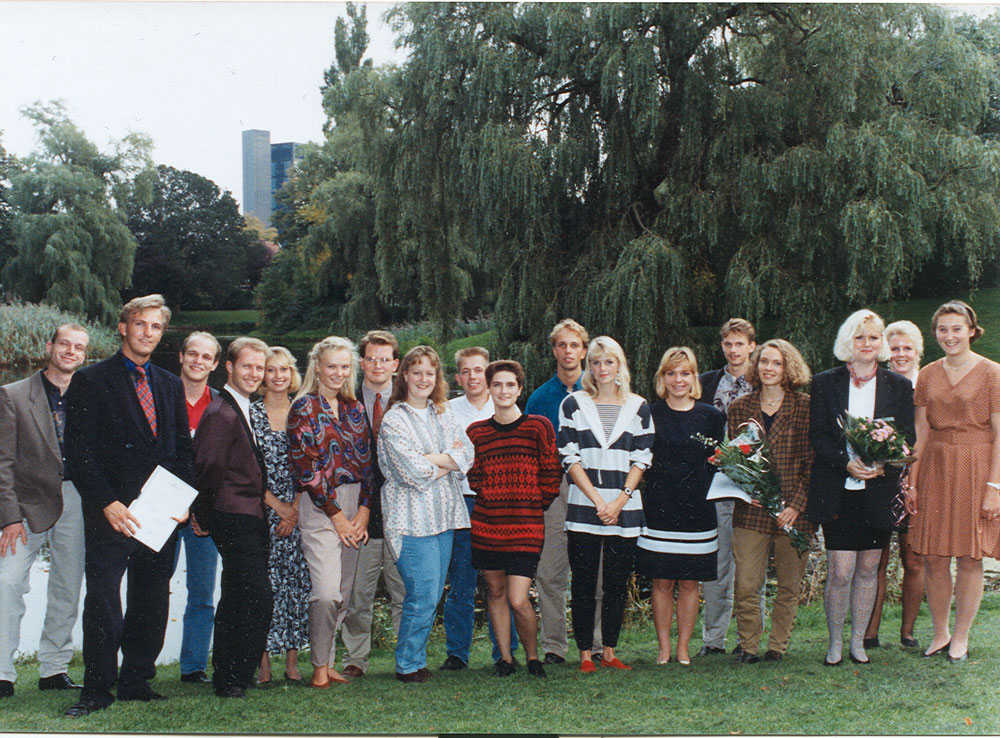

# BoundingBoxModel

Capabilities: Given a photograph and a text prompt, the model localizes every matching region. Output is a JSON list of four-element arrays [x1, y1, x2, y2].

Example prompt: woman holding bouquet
[[806, 310, 915, 666], [906, 301, 1000, 662], [727, 340, 815, 663], [558, 337, 654, 672], [864, 320, 926, 651], [636, 347, 724, 666]]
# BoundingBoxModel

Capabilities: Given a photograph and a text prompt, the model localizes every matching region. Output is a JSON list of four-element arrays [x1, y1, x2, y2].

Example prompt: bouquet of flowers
[[694, 420, 811, 554], [837, 414, 915, 467]]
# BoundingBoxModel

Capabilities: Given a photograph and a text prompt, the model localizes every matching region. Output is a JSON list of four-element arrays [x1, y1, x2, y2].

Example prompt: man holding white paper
[[192, 337, 271, 699], [63, 295, 194, 717]]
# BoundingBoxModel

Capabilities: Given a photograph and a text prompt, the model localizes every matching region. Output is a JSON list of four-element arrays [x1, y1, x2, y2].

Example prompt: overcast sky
[[0, 2, 403, 210], [2, 2, 997, 215]]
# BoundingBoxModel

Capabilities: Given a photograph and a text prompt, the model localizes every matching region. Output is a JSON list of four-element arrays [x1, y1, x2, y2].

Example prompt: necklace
[[945, 356, 972, 371], [761, 393, 784, 408]]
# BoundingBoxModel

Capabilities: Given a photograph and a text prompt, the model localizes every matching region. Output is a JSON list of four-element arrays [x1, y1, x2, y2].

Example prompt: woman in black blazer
[[806, 310, 915, 667]]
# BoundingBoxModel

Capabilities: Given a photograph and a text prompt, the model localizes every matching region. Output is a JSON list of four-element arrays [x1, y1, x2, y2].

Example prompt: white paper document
[[705, 471, 752, 504], [128, 466, 199, 552]]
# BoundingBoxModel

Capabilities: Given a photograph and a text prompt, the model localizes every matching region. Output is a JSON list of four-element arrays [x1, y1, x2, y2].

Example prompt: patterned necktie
[[372, 393, 385, 435], [134, 366, 157, 436]]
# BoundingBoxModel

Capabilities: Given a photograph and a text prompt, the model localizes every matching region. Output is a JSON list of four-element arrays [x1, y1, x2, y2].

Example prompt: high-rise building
[[242, 130, 304, 226]]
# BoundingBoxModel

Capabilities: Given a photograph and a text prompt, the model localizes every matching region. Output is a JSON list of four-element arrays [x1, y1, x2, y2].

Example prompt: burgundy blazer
[[192, 388, 266, 519]]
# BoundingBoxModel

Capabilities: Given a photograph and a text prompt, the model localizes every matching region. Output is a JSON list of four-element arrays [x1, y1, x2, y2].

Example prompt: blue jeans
[[445, 497, 517, 663], [172, 524, 219, 675], [395, 530, 454, 675]]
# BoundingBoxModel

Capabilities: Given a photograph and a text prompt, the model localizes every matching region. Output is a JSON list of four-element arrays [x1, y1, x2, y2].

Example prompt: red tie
[[372, 393, 384, 435], [134, 366, 157, 436]]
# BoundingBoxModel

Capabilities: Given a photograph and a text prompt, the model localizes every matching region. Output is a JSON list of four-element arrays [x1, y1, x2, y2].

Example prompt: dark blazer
[[358, 382, 388, 540], [727, 390, 817, 537], [192, 387, 267, 520], [0, 373, 65, 532], [804, 366, 915, 532], [65, 352, 195, 521], [699, 368, 726, 407]]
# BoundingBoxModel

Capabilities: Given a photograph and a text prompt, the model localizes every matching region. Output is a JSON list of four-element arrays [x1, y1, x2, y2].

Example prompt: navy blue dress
[[636, 401, 725, 581]]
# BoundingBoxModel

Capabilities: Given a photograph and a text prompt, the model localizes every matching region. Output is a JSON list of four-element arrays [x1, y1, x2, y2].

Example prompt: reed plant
[[0, 302, 118, 366]]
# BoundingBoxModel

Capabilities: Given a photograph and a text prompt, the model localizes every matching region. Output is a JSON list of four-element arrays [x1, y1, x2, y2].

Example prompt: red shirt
[[186, 386, 213, 435]]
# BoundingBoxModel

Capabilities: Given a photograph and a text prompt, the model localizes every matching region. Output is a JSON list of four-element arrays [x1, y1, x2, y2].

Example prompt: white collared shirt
[[223, 384, 255, 442], [448, 393, 494, 496]]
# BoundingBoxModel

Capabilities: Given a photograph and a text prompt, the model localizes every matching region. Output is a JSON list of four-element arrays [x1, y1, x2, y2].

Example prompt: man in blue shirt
[[524, 318, 602, 664]]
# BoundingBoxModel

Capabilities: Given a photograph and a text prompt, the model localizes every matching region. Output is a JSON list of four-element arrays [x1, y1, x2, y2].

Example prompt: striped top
[[466, 414, 562, 554], [595, 403, 621, 442], [557, 391, 654, 537]]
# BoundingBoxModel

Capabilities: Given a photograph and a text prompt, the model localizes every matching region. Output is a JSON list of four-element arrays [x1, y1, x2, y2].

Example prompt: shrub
[[0, 302, 118, 365]]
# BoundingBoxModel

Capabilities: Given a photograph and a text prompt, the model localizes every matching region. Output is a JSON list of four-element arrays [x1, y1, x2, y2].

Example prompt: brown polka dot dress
[[911, 358, 1000, 559]]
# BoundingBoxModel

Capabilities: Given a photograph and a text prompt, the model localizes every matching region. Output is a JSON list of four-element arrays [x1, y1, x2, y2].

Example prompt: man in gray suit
[[0, 323, 90, 697]]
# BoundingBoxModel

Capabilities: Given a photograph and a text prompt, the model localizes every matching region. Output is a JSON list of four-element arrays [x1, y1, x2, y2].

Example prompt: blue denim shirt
[[524, 372, 583, 434]]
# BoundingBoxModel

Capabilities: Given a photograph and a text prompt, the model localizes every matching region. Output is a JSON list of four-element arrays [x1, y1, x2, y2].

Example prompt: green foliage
[[125, 165, 270, 310], [3, 101, 151, 324], [0, 302, 118, 365], [0, 135, 17, 275]]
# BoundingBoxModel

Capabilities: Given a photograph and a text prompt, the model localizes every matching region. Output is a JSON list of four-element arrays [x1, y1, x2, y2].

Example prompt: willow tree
[[370, 3, 1000, 385], [4, 102, 152, 323]]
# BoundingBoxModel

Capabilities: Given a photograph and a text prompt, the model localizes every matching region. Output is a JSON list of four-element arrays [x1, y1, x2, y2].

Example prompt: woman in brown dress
[[907, 300, 1000, 662]]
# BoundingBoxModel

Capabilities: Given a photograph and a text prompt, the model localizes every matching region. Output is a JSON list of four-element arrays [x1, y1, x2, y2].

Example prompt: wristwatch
[[623, 487, 634, 498]]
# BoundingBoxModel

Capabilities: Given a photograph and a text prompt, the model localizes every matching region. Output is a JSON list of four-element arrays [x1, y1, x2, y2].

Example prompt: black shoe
[[65, 698, 111, 717], [215, 685, 247, 698], [117, 686, 167, 702], [735, 651, 760, 664], [823, 657, 842, 666], [416, 667, 434, 680], [180, 671, 211, 684], [922, 641, 951, 658], [396, 670, 431, 683], [731, 644, 745, 656], [542, 652, 565, 665], [0, 680, 12, 698], [38, 673, 82, 690], [697, 645, 726, 657], [591, 653, 603, 664], [494, 659, 517, 677], [439, 654, 468, 671], [862, 637, 880, 650], [900, 636, 920, 649], [849, 652, 871, 665], [763, 650, 783, 662], [527, 659, 546, 678], [947, 650, 969, 663]]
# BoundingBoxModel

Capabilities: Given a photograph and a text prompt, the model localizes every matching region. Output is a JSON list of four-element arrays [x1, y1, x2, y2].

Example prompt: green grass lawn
[[6, 596, 1000, 734]]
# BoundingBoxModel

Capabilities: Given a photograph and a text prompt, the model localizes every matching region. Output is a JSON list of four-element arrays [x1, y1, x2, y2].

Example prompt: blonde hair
[[654, 346, 702, 400], [295, 336, 359, 404], [548, 318, 589, 348], [745, 339, 811, 390], [455, 346, 489, 368], [388, 345, 450, 413], [581, 336, 632, 400], [833, 309, 889, 363], [119, 294, 171, 330], [884, 320, 925, 360], [182, 331, 221, 361], [265, 346, 302, 395], [931, 300, 985, 344], [226, 336, 269, 365]]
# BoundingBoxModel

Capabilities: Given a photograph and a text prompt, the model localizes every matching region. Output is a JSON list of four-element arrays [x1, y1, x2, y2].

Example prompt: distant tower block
[[242, 130, 305, 228]]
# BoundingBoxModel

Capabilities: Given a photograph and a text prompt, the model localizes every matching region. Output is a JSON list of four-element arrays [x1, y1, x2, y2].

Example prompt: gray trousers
[[340, 536, 405, 674], [536, 477, 602, 657], [0, 481, 84, 681], [299, 483, 361, 669]]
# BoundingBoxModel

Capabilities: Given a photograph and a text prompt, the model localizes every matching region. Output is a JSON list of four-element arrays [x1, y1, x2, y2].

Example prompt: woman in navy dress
[[637, 347, 725, 666]]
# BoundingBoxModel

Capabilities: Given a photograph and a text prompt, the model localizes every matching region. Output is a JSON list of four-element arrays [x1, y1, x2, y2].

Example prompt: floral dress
[[250, 400, 311, 653]]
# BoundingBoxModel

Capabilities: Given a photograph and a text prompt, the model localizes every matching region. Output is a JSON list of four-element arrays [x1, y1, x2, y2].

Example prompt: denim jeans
[[395, 530, 454, 675], [444, 497, 518, 663], [172, 524, 219, 675]]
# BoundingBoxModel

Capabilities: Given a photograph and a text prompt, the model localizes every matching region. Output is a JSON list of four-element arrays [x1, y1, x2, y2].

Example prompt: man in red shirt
[[172, 332, 221, 684]]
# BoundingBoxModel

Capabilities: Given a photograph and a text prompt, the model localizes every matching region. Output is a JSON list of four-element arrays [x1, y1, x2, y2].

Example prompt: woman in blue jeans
[[377, 346, 474, 682]]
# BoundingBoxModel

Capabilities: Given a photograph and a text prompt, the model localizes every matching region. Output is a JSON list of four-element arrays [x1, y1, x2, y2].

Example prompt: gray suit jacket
[[0, 372, 65, 533]]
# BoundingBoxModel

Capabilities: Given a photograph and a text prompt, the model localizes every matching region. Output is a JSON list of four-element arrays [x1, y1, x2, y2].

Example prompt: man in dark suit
[[192, 337, 272, 699], [63, 295, 195, 717], [0, 324, 89, 698]]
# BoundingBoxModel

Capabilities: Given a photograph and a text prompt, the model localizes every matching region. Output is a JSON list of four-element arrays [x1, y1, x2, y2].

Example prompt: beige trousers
[[299, 483, 361, 668], [732, 526, 809, 656]]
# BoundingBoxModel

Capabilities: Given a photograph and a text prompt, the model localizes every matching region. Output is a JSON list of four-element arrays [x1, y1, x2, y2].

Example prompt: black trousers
[[80, 519, 177, 704], [208, 511, 272, 690], [567, 531, 636, 651]]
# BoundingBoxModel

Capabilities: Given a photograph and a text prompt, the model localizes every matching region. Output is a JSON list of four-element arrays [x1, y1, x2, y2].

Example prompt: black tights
[[567, 532, 636, 651]]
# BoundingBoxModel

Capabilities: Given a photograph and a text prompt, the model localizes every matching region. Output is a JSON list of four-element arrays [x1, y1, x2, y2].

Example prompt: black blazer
[[804, 366, 915, 532], [65, 352, 195, 526], [699, 368, 726, 407], [357, 381, 388, 540]]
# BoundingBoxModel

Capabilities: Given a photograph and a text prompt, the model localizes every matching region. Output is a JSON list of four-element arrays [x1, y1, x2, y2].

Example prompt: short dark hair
[[719, 318, 756, 343], [931, 300, 985, 344], [359, 330, 399, 359], [50, 323, 88, 344], [485, 360, 525, 388]]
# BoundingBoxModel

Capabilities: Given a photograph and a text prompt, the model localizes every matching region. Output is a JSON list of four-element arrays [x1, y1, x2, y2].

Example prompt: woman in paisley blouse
[[287, 337, 374, 688], [252, 347, 311, 685]]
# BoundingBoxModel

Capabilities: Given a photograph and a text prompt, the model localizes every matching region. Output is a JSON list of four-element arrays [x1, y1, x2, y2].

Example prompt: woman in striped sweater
[[558, 337, 655, 672], [467, 360, 562, 677]]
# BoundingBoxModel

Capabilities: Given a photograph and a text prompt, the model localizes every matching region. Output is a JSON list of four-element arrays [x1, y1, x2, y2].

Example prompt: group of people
[[0, 293, 998, 716]]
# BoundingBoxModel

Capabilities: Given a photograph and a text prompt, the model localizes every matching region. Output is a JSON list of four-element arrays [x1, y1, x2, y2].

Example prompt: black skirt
[[822, 490, 891, 551], [471, 548, 540, 579]]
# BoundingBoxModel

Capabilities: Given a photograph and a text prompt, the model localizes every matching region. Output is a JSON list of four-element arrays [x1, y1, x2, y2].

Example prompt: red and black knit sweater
[[466, 414, 562, 555]]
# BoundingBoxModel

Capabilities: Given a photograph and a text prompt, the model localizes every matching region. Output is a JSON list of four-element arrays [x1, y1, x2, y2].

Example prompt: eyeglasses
[[363, 357, 396, 366]]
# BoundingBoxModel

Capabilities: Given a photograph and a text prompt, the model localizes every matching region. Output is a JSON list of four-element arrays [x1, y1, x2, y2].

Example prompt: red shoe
[[601, 657, 632, 670], [580, 659, 597, 673]]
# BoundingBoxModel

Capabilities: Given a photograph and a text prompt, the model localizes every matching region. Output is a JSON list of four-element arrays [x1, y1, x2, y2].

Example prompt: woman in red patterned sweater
[[466, 360, 562, 678]]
